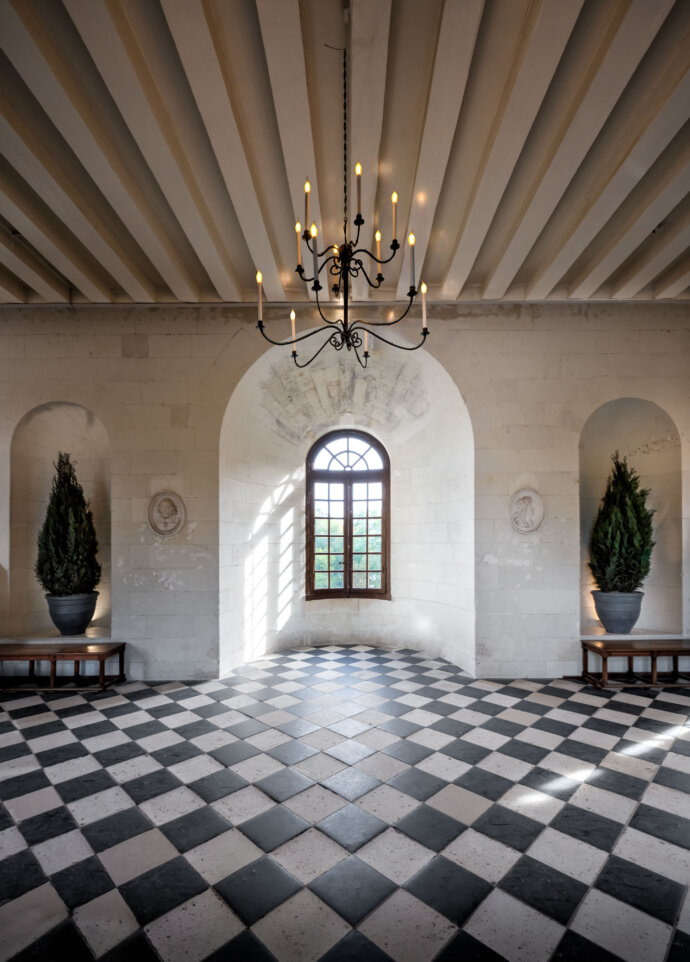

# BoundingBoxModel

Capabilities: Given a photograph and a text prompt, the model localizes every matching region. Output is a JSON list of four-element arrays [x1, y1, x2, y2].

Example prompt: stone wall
[[0, 302, 688, 679]]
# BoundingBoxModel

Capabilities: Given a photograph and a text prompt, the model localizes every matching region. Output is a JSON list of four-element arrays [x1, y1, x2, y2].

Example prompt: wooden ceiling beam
[[0, 225, 69, 302], [483, 0, 674, 300], [396, 0, 483, 301], [161, 0, 283, 302], [443, 0, 583, 300], [65, 0, 240, 301], [654, 256, 690, 299], [257, 0, 321, 302], [0, 263, 26, 303], [612, 206, 690, 298]]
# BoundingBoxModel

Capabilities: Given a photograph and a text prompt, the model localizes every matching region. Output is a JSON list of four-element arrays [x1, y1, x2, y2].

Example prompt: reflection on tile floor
[[1, 645, 689, 961]]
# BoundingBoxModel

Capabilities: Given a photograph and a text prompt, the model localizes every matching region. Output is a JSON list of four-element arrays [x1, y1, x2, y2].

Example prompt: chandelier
[[256, 46, 429, 369]]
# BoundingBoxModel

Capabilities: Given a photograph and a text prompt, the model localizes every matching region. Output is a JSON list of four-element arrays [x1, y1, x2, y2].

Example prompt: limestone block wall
[[0, 302, 688, 680]]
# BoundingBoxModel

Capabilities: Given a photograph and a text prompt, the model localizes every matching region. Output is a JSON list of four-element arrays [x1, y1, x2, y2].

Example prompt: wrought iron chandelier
[[256, 45, 429, 369]]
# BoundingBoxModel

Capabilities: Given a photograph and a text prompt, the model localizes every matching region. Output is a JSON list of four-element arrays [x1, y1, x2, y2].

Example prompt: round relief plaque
[[148, 491, 186, 537], [508, 488, 545, 534]]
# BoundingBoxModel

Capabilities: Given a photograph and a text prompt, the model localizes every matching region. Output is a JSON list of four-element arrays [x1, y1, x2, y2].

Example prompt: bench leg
[[118, 646, 126, 682], [99, 659, 106, 690], [28, 660, 35, 678], [582, 646, 588, 680], [672, 655, 679, 680], [74, 660, 80, 683], [49, 658, 56, 688], [651, 655, 657, 685], [601, 656, 608, 688]]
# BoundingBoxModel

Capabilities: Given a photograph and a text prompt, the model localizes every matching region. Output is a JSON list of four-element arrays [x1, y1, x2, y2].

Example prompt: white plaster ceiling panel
[[0, 0, 688, 306]]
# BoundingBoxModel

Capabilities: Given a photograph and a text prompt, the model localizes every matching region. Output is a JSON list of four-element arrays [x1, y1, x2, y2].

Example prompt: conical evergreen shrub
[[35, 452, 101, 596], [588, 451, 655, 593]]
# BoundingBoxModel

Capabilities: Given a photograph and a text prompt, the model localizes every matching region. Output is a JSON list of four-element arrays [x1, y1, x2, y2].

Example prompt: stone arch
[[219, 344, 475, 674], [579, 398, 682, 633], [9, 402, 111, 636]]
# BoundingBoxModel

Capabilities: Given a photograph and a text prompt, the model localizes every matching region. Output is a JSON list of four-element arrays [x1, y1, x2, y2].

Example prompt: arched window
[[306, 430, 390, 599]]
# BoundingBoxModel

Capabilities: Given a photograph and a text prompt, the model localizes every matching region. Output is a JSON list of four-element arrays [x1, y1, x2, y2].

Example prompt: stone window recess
[[305, 431, 390, 600]]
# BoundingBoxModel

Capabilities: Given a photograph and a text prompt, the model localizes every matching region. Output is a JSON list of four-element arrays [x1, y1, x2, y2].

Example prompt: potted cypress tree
[[35, 452, 101, 635], [589, 451, 655, 634]]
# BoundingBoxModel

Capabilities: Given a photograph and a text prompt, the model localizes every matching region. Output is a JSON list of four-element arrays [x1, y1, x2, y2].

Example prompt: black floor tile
[[309, 855, 396, 924], [202, 929, 279, 962], [440, 739, 491, 765], [255, 768, 314, 802], [81, 807, 152, 853], [629, 802, 690, 850], [321, 768, 381, 801], [395, 804, 464, 851], [0, 849, 46, 902], [266, 739, 318, 765], [209, 741, 260, 766], [100, 931, 160, 962], [0, 742, 31, 764], [497, 738, 549, 765], [56, 770, 116, 803], [377, 718, 421, 737], [317, 803, 387, 851], [0, 769, 50, 801], [10, 919, 95, 962], [586, 766, 647, 800], [499, 854, 587, 924], [228, 719, 269, 738], [150, 741, 202, 766], [455, 767, 513, 801], [94, 741, 144, 768], [19, 805, 78, 845], [654, 765, 690, 795], [124, 721, 167, 740], [473, 804, 543, 852], [551, 930, 623, 961], [519, 766, 579, 800], [51, 854, 114, 909], [239, 805, 309, 851], [160, 805, 231, 853], [189, 769, 249, 803], [405, 855, 491, 925], [122, 768, 184, 803], [434, 930, 505, 961], [319, 931, 394, 962], [550, 804, 623, 852], [214, 856, 301, 925], [667, 929, 690, 962], [35, 742, 89, 767], [595, 854, 686, 925], [388, 767, 446, 801], [382, 739, 432, 765], [430, 718, 472, 738], [119, 855, 208, 926]]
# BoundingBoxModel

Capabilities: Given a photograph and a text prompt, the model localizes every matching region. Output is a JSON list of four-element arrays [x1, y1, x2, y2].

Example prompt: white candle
[[311, 223, 318, 283], [421, 281, 428, 331], [295, 222, 301, 266], [304, 180, 310, 230], [290, 309, 296, 349], [391, 192, 398, 240], [355, 162, 362, 214], [364, 331, 368, 354], [256, 270, 262, 321], [408, 233, 415, 288], [375, 230, 381, 263]]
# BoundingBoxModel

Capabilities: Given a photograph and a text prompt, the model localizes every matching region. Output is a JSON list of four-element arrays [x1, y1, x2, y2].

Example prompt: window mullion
[[345, 479, 352, 597]]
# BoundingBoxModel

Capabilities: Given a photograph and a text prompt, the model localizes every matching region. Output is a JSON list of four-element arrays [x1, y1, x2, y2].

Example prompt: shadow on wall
[[579, 397, 682, 633], [219, 339, 475, 676], [9, 402, 111, 637]]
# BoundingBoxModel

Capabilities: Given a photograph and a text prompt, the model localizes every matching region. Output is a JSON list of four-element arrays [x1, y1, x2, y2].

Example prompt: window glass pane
[[314, 537, 328, 553], [368, 500, 382, 517], [368, 536, 381, 553], [353, 537, 367, 553], [368, 572, 381, 589], [329, 501, 344, 519], [329, 483, 343, 499], [369, 555, 382, 571], [329, 519, 343, 535], [315, 519, 328, 536], [314, 573, 329, 589], [330, 537, 344, 554], [352, 572, 367, 589], [348, 437, 369, 455], [368, 519, 381, 535], [330, 554, 343, 571], [315, 501, 329, 518], [353, 482, 368, 500], [363, 449, 383, 470], [353, 554, 367, 571], [314, 555, 328, 571], [313, 449, 330, 470], [314, 482, 329, 499], [330, 573, 344, 589], [368, 482, 382, 499], [353, 519, 367, 536], [353, 501, 367, 518]]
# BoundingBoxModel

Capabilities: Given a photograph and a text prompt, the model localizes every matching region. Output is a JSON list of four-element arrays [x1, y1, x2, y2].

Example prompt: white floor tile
[[571, 889, 672, 962], [358, 827, 434, 885], [464, 889, 563, 962], [185, 829, 262, 885], [74, 888, 139, 957], [527, 827, 608, 884], [442, 828, 521, 884], [272, 827, 349, 883], [359, 889, 457, 962], [252, 890, 350, 962]]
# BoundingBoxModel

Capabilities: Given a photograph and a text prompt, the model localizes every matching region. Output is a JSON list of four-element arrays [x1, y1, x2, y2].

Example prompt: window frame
[[305, 430, 391, 601]]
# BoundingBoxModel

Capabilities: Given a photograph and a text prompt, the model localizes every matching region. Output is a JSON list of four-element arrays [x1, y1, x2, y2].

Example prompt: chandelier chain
[[343, 48, 348, 242]]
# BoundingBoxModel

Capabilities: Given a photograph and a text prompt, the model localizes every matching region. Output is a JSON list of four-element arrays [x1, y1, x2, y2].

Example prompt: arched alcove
[[10, 403, 111, 636], [579, 398, 682, 633], [219, 345, 475, 674]]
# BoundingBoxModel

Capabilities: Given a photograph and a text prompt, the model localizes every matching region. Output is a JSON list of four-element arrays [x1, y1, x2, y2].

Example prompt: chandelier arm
[[353, 261, 383, 290], [350, 292, 416, 330], [352, 341, 369, 369], [352, 241, 400, 266], [257, 321, 343, 347], [292, 331, 344, 368], [365, 327, 429, 351], [313, 280, 341, 326]]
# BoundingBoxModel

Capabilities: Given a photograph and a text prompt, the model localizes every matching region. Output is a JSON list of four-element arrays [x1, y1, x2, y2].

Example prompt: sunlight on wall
[[244, 534, 268, 662], [278, 508, 295, 631]]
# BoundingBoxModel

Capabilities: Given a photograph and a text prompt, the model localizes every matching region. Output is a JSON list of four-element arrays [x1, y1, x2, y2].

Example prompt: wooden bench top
[[582, 638, 690, 656], [0, 642, 125, 658]]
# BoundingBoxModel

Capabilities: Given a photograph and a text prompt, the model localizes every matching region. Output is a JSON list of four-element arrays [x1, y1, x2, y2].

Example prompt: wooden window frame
[[305, 430, 391, 600]]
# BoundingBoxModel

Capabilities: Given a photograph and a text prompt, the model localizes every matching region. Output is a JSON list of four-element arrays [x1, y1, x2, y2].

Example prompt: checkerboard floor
[[1, 646, 689, 962]]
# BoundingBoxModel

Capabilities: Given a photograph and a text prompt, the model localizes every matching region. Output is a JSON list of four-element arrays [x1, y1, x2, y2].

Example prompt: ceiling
[[0, 0, 689, 307]]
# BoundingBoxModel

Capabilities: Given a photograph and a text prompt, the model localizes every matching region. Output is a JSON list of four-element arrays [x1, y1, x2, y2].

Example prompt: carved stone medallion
[[508, 488, 545, 533], [148, 491, 186, 537]]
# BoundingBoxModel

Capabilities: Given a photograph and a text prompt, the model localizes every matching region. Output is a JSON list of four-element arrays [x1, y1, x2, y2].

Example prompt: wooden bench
[[0, 642, 126, 692], [580, 636, 690, 689]]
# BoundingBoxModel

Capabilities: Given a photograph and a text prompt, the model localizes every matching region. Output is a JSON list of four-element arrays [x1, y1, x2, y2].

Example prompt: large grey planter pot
[[46, 592, 98, 636], [591, 590, 643, 634]]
